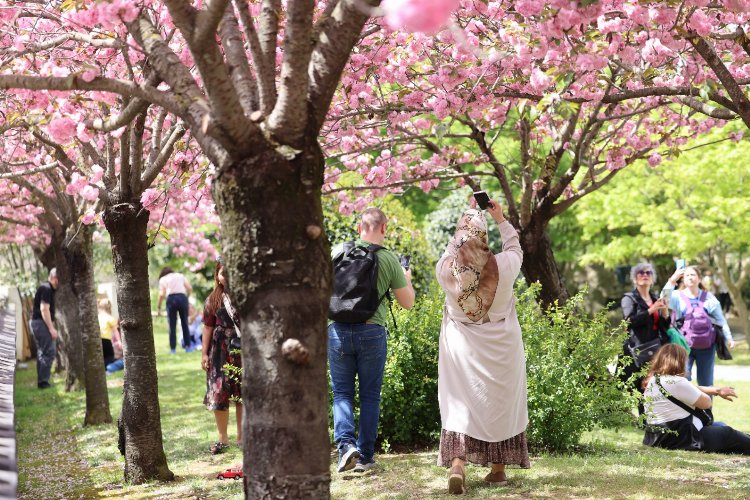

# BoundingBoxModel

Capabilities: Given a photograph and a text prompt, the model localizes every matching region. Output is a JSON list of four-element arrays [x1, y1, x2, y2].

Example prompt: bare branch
[[0, 74, 184, 118], [0, 162, 58, 179], [219, 6, 259, 116], [309, 0, 381, 133], [679, 96, 737, 119], [322, 171, 495, 194], [688, 34, 750, 128], [194, 0, 232, 49], [267, 0, 316, 145], [233, 0, 277, 114], [141, 124, 187, 189]]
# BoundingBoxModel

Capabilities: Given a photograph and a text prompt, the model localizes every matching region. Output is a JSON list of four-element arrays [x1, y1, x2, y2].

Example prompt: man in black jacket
[[30, 268, 59, 389]]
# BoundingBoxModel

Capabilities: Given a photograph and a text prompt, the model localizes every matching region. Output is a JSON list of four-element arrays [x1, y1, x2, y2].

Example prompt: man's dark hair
[[159, 267, 174, 279]]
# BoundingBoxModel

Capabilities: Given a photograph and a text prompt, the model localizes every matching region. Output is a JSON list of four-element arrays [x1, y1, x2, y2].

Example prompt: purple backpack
[[679, 291, 716, 349]]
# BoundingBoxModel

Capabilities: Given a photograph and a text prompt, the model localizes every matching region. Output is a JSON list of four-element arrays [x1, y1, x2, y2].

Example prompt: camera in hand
[[400, 255, 411, 270], [473, 191, 493, 210]]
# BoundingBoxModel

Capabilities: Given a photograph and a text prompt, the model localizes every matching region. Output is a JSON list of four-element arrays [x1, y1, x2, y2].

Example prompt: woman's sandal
[[448, 465, 465, 495], [209, 441, 229, 455], [484, 470, 508, 486]]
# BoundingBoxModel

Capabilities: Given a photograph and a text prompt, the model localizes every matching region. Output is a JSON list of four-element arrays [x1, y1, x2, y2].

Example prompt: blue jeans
[[687, 344, 716, 387], [166, 293, 190, 350], [328, 323, 387, 463], [30, 319, 56, 385]]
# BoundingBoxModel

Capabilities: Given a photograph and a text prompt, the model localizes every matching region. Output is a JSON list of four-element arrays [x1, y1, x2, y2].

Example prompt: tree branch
[[309, 0, 381, 134], [219, 5, 259, 116], [233, 0, 277, 114], [688, 34, 750, 128], [267, 0, 315, 145], [194, 0, 232, 49], [678, 96, 737, 119], [0, 162, 58, 179], [141, 124, 187, 189]]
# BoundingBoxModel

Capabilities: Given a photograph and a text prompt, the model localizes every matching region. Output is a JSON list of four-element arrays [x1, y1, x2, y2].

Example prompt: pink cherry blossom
[[382, 0, 459, 33], [47, 117, 77, 144]]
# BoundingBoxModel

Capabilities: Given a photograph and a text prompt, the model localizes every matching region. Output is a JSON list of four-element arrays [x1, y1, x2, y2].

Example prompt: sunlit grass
[[17, 321, 750, 498]]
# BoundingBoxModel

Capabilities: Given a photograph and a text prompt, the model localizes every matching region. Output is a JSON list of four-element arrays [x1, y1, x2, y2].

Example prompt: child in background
[[188, 303, 203, 349], [98, 298, 124, 374]]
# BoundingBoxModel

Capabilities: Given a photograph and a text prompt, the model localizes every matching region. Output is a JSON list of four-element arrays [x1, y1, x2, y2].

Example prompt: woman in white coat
[[436, 198, 530, 495]]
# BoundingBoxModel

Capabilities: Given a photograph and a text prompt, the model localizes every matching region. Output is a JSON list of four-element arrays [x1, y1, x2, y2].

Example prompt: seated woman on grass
[[642, 344, 750, 455]]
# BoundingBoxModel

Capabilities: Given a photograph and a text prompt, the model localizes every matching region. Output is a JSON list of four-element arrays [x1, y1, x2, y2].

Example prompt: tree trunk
[[65, 224, 112, 425], [212, 142, 331, 498], [46, 237, 86, 392], [103, 203, 173, 484], [519, 225, 570, 308]]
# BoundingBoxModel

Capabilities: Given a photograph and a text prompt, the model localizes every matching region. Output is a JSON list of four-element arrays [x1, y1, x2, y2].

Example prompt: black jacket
[[621, 289, 669, 346]]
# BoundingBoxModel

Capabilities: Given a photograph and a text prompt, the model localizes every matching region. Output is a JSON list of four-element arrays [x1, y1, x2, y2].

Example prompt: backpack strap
[[698, 291, 707, 309]]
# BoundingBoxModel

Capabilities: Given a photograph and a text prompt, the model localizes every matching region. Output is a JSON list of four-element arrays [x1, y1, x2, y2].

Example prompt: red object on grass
[[216, 466, 243, 480]]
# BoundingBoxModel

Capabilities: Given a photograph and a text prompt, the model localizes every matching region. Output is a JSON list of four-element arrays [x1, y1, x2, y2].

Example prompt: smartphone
[[676, 259, 686, 270], [473, 191, 492, 210], [400, 255, 411, 270]]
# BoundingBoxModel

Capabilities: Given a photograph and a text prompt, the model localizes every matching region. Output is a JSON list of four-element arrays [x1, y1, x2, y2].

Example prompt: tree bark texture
[[47, 237, 86, 392], [103, 203, 174, 483], [519, 223, 570, 308], [212, 140, 331, 498], [65, 224, 112, 425]]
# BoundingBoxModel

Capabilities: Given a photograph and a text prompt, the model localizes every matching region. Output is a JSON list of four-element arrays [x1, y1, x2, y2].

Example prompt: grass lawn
[[16, 326, 750, 499]]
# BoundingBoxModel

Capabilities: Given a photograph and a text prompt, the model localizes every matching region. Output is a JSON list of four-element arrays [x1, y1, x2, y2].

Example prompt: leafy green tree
[[573, 127, 750, 340]]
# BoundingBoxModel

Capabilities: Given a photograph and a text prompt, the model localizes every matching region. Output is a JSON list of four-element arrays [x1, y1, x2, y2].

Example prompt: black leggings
[[700, 425, 750, 455]]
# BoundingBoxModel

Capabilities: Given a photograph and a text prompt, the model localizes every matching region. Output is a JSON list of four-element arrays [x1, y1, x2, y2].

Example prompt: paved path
[[714, 364, 750, 383]]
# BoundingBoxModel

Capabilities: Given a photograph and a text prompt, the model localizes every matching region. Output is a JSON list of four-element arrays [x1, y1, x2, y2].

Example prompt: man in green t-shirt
[[329, 208, 415, 473]]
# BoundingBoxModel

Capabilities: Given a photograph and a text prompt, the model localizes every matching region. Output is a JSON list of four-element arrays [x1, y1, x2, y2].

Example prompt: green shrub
[[518, 282, 636, 451], [378, 286, 444, 446], [377, 282, 635, 452]]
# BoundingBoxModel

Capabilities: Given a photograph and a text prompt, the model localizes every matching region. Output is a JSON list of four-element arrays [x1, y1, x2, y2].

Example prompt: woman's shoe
[[210, 441, 229, 455], [484, 470, 508, 486], [448, 465, 465, 494]]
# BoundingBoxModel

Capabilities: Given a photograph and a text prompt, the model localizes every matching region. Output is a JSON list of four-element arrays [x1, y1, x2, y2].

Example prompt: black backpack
[[328, 242, 389, 323]]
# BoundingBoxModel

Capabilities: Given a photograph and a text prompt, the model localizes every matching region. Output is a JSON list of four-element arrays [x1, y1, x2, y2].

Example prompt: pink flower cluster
[[382, 0, 460, 33]]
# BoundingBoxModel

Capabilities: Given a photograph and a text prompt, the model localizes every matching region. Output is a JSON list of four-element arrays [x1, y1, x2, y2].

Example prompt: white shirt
[[643, 375, 704, 430], [159, 272, 187, 296]]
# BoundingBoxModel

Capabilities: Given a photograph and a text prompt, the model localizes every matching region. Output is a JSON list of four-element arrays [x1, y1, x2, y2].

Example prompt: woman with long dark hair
[[643, 344, 750, 455], [201, 260, 243, 454]]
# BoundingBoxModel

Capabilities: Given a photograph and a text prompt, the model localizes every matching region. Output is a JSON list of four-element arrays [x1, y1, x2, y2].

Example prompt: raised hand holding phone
[[473, 191, 492, 210]]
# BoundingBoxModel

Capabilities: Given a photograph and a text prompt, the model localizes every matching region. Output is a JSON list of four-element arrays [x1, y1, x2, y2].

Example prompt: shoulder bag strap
[[222, 293, 242, 338], [655, 376, 704, 419]]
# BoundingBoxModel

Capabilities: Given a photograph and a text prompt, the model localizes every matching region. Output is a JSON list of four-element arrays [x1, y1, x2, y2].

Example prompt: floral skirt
[[203, 329, 242, 411], [437, 429, 530, 468]]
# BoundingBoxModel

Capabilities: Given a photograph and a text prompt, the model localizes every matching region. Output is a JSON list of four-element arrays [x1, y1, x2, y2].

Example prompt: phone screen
[[473, 191, 490, 210], [400, 255, 411, 270], [676, 259, 686, 270]]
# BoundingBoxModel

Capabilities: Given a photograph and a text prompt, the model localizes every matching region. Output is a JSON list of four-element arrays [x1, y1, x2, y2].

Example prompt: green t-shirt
[[330, 239, 407, 326]]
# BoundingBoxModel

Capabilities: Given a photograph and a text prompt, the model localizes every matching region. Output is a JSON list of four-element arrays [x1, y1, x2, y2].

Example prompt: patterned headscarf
[[439, 209, 499, 322]]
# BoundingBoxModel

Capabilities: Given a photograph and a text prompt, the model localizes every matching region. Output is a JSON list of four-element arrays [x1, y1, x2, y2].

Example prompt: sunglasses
[[636, 270, 653, 276]]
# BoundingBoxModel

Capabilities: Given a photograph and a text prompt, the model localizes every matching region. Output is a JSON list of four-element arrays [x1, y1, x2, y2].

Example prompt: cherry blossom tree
[[0, 121, 115, 426], [324, 0, 750, 305], [0, 1, 372, 492]]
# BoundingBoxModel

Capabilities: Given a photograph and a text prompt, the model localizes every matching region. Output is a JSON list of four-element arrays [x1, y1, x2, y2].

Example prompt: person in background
[[30, 268, 59, 389], [201, 260, 242, 455], [620, 263, 669, 414], [642, 344, 750, 455], [98, 298, 124, 374], [188, 303, 203, 349], [157, 267, 194, 354], [714, 274, 732, 314], [435, 198, 529, 495], [663, 266, 735, 387]]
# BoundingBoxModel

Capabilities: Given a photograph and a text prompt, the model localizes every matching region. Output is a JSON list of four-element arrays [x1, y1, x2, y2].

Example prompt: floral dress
[[203, 296, 242, 411]]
